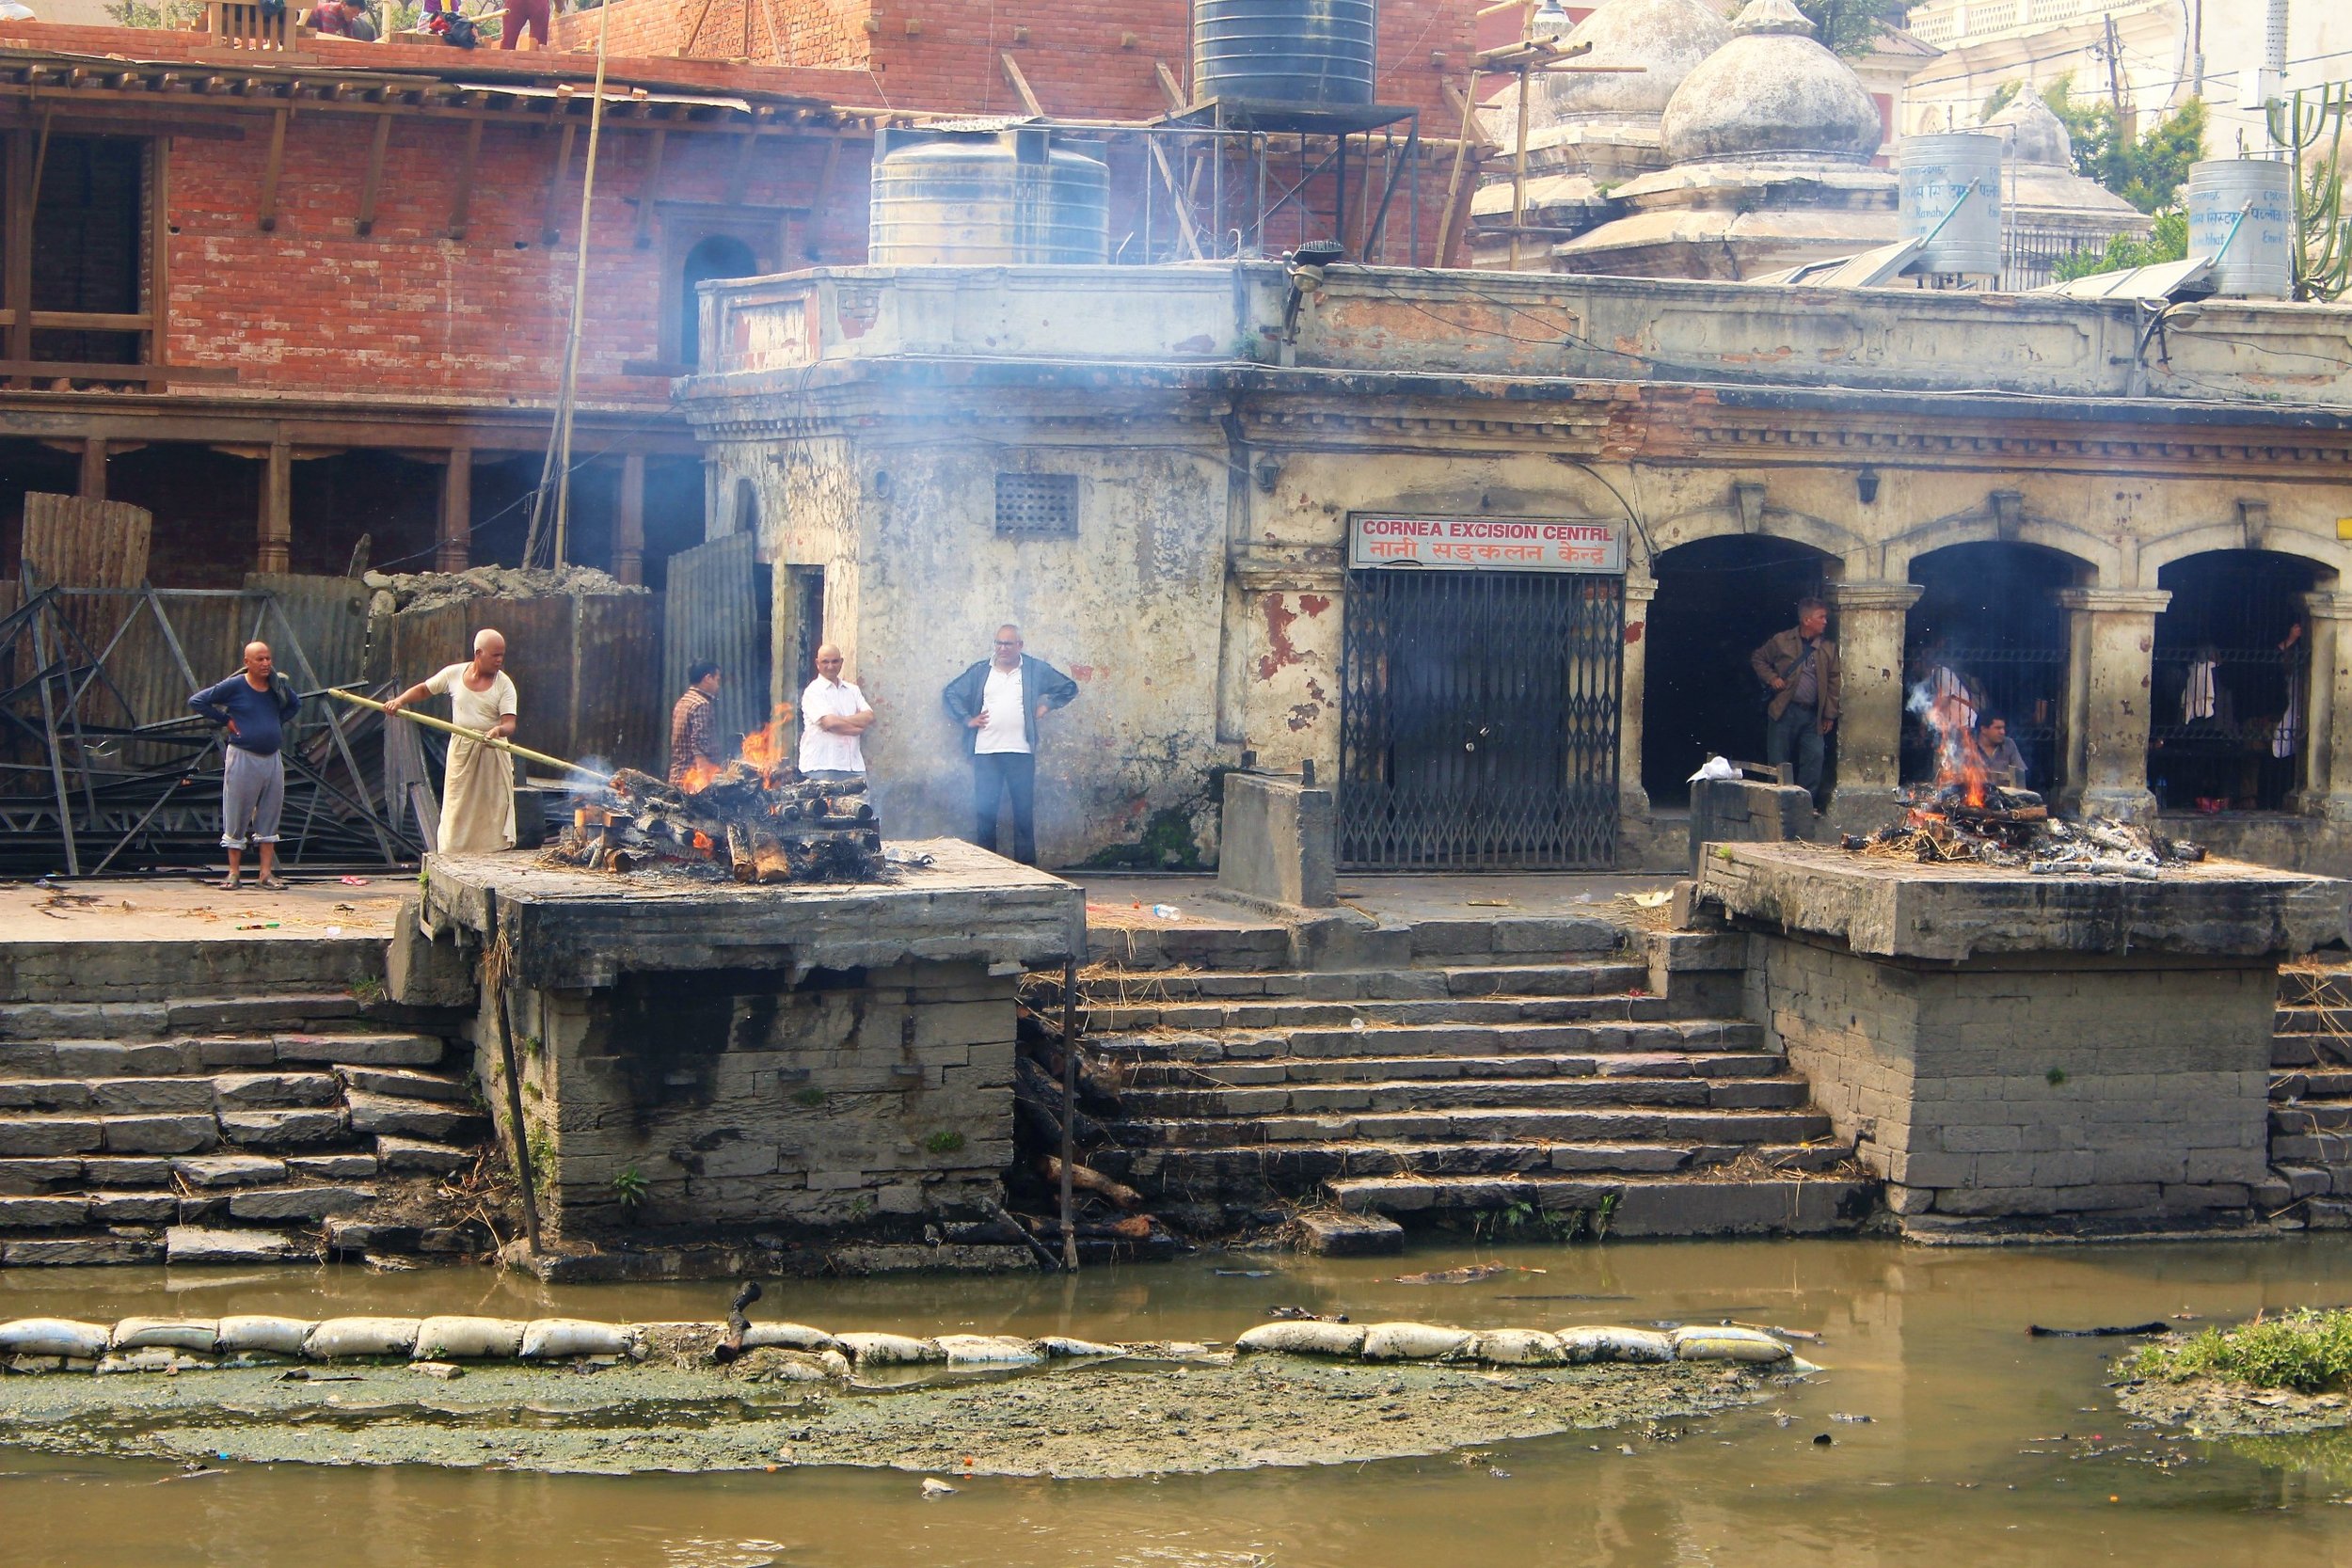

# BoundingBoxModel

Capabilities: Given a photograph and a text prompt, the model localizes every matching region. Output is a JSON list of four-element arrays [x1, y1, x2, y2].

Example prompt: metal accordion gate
[[1339, 566, 1623, 869]]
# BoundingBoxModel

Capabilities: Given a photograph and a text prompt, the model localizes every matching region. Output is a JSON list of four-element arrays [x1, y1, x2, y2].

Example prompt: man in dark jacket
[[189, 641, 302, 891], [1749, 597, 1838, 799], [942, 625, 1078, 864]]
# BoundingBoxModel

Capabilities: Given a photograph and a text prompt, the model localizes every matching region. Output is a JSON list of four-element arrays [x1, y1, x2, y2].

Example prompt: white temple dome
[[1986, 92, 2073, 167], [1538, 0, 1735, 122], [1658, 0, 1883, 165]]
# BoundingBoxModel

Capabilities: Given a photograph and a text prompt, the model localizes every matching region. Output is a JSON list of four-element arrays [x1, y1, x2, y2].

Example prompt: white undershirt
[[798, 677, 869, 773], [975, 663, 1029, 754]]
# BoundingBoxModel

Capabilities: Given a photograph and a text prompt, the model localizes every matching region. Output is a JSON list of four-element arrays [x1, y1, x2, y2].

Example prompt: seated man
[[1977, 713, 2026, 788]]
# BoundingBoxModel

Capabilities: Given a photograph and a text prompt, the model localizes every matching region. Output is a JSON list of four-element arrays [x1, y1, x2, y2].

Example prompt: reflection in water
[[7, 1237, 2352, 1567]]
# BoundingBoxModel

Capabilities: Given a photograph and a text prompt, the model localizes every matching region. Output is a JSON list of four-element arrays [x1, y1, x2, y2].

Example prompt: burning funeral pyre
[[547, 709, 885, 883], [1840, 671, 2204, 878]]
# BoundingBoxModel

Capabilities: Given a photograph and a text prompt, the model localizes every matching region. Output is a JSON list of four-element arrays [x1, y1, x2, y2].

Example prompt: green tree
[[2048, 210, 2189, 282], [1797, 0, 1909, 57], [103, 0, 205, 24]]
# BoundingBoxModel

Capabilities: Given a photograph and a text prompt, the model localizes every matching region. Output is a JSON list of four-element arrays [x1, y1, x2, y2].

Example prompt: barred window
[[993, 473, 1078, 538]]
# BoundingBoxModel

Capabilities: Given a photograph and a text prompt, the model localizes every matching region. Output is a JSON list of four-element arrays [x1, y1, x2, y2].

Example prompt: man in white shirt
[[941, 624, 1078, 864], [798, 643, 874, 782]]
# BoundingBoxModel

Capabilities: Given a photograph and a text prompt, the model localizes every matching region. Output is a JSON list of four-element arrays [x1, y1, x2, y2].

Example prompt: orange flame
[[739, 703, 797, 786], [1915, 678, 1988, 810]]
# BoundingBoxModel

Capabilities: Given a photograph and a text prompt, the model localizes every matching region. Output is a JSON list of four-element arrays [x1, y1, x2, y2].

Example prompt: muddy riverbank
[[0, 1350, 1776, 1478]]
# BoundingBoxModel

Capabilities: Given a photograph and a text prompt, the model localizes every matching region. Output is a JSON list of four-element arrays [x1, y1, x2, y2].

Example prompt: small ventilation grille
[[994, 473, 1078, 538]]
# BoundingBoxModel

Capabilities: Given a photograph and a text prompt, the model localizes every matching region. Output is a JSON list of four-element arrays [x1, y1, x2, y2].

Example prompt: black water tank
[[1192, 0, 1378, 106]]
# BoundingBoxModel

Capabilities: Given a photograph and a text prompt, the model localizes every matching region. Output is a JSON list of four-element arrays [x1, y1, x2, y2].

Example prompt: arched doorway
[[2148, 549, 2322, 814], [1902, 543, 2082, 792], [1642, 535, 1832, 806], [678, 235, 758, 372]]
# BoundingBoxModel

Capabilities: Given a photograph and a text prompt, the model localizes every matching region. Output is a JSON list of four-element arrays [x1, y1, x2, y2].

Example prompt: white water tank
[[2185, 158, 2295, 298], [1896, 133, 2004, 278]]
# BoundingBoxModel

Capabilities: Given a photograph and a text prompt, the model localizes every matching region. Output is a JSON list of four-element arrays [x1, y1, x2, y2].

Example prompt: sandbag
[[217, 1315, 315, 1356], [1234, 1321, 1366, 1357], [1557, 1325, 1674, 1364], [1473, 1328, 1567, 1367], [1671, 1325, 1791, 1364], [834, 1332, 945, 1366], [740, 1323, 836, 1353], [934, 1334, 1042, 1367], [1359, 1322, 1475, 1362], [0, 1320, 110, 1360], [109, 1317, 218, 1353], [1037, 1336, 1124, 1358], [303, 1318, 421, 1360], [415, 1316, 527, 1360], [818, 1348, 853, 1380], [95, 1349, 209, 1375], [517, 1320, 637, 1360]]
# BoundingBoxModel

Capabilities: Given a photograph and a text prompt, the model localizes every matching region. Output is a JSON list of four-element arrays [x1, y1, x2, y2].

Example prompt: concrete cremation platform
[[421, 840, 1083, 1243], [1695, 843, 2352, 1232]]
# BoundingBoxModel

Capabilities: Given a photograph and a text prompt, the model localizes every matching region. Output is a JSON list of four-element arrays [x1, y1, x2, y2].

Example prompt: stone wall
[[486, 959, 1016, 1238], [1754, 935, 2273, 1225]]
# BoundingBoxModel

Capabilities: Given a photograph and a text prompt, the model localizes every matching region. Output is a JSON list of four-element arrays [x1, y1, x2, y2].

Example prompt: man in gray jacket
[[1749, 597, 1838, 799], [942, 625, 1078, 864]]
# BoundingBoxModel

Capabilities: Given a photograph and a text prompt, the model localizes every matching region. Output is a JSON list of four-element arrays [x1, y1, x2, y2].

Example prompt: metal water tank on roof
[[1896, 133, 2004, 278], [867, 128, 1111, 266], [2185, 158, 2295, 299], [1192, 0, 1377, 106]]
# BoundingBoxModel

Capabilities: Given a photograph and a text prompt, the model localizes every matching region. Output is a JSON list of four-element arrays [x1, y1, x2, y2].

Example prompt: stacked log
[[545, 765, 885, 883]]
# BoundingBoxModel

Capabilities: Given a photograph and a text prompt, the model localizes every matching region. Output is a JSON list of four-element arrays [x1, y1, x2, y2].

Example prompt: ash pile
[[548, 765, 885, 884], [1842, 784, 2205, 879]]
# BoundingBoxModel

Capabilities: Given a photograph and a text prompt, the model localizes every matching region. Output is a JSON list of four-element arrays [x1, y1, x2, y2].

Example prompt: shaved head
[[242, 641, 275, 685], [472, 627, 505, 655]]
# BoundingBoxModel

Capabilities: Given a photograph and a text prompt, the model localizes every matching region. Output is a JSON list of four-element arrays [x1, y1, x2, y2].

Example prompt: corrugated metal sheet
[[389, 592, 662, 775], [21, 494, 151, 589], [663, 531, 768, 757], [247, 573, 370, 692], [574, 593, 663, 770]]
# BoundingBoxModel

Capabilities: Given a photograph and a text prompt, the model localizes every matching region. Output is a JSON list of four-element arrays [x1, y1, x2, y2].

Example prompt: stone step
[[0, 1031, 448, 1077], [2272, 1069, 2352, 1101], [2279, 972, 2352, 1009], [344, 1091, 489, 1143], [1121, 1049, 1787, 1087], [2273, 1005, 2352, 1037], [0, 993, 368, 1042], [1090, 1018, 1765, 1064], [1112, 1074, 1813, 1120], [335, 1066, 473, 1103], [1125, 1137, 1853, 1199], [217, 1107, 351, 1149], [1085, 925, 1293, 973], [1322, 1174, 1873, 1235], [1107, 1103, 1835, 1149], [1, 1180, 380, 1229], [2274, 1033, 2352, 1069], [2272, 1163, 2352, 1200], [1388, 916, 1629, 964], [2274, 1103, 2352, 1133], [1085, 991, 1698, 1032], [0, 1070, 345, 1114], [1079, 962, 1650, 1005], [0, 1113, 220, 1158], [376, 1135, 475, 1175], [165, 1225, 305, 1264]]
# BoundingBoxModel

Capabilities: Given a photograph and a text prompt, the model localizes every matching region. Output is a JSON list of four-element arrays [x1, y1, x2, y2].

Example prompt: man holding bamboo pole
[[383, 628, 520, 854]]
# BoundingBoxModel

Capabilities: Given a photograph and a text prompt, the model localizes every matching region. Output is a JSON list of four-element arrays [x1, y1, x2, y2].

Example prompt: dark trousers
[[970, 751, 1038, 863], [1766, 703, 1825, 796]]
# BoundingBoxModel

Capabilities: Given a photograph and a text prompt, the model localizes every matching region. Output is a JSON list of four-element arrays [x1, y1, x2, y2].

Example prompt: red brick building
[[0, 0, 1478, 590]]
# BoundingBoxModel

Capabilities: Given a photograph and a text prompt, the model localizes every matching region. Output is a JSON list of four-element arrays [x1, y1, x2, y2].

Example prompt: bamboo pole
[[325, 686, 610, 783], [482, 886, 544, 1257], [1058, 955, 1079, 1275]]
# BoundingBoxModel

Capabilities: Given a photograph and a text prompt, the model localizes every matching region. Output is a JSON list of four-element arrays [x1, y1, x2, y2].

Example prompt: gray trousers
[[220, 745, 287, 847]]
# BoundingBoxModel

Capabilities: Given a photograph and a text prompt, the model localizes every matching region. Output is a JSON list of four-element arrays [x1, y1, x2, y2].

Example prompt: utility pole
[[2189, 0, 2203, 99]]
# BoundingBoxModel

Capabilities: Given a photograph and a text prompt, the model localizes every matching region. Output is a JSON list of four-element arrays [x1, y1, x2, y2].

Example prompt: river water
[[6, 1237, 2352, 1568]]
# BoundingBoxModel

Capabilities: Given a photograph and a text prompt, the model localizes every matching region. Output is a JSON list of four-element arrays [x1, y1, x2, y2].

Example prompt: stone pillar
[[613, 452, 646, 586], [1617, 577, 1656, 836], [2298, 591, 2352, 821], [2056, 588, 2169, 819], [258, 440, 293, 575], [437, 448, 472, 574], [78, 436, 106, 501], [1824, 580, 1922, 835]]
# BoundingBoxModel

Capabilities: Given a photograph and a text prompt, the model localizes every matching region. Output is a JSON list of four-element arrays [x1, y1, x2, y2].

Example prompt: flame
[[678, 757, 724, 794], [738, 703, 797, 786], [1908, 669, 1988, 811], [691, 832, 711, 852]]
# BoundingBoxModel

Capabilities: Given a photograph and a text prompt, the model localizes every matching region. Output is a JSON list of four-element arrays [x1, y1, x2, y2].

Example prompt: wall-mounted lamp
[[1855, 466, 1881, 505], [1253, 456, 1281, 495]]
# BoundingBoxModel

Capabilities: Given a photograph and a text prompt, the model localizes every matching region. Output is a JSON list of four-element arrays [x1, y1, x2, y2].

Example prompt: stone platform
[[421, 841, 1084, 1243], [1693, 843, 2352, 1234]]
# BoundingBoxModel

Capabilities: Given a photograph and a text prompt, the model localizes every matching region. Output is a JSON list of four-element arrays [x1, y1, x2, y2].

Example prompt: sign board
[[1348, 514, 1625, 574]]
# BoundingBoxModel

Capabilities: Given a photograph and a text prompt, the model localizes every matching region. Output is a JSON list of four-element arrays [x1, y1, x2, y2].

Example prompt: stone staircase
[[0, 941, 491, 1268], [1072, 911, 1875, 1241], [2267, 962, 2352, 1228]]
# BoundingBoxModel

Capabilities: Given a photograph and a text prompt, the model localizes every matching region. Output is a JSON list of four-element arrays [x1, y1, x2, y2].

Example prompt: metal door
[[662, 531, 767, 752], [1340, 567, 1623, 869]]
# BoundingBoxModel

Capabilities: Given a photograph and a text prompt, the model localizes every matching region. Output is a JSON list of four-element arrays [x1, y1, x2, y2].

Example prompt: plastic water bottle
[[1150, 904, 1180, 921]]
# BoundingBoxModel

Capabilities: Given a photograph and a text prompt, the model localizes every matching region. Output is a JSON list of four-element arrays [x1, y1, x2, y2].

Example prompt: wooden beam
[[1153, 58, 1186, 114], [634, 127, 667, 249], [542, 119, 576, 244], [257, 106, 288, 231], [613, 451, 644, 585], [1435, 77, 1479, 267], [259, 439, 293, 575], [1147, 137, 1203, 260], [0, 360, 238, 387], [1000, 52, 1043, 118], [437, 446, 471, 573], [447, 116, 485, 240], [752, 0, 785, 61], [147, 137, 169, 375], [79, 436, 106, 501], [802, 132, 841, 260], [675, 0, 722, 57], [6, 134, 36, 371], [355, 111, 390, 235]]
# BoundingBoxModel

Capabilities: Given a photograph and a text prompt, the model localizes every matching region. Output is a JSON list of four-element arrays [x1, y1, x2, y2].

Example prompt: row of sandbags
[[0, 1316, 641, 1367], [1232, 1320, 1814, 1368]]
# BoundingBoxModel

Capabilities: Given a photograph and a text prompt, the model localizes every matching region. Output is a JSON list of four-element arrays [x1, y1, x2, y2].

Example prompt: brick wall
[[1756, 933, 2273, 1226]]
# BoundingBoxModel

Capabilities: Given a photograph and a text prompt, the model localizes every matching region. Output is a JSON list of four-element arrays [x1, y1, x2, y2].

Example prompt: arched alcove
[[2149, 549, 2325, 814], [679, 234, 759, 372], [1902, 542, 2086, 790]]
